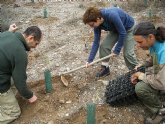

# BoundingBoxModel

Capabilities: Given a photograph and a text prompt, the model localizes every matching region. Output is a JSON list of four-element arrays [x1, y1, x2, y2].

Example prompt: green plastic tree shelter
[[44, 69, 53, 93], [0, 19, 2, 33], [144, 0, 147, 6], [43, 8, 48, 18], [87, 102, 96, 124], [148, 8, 152, 18]]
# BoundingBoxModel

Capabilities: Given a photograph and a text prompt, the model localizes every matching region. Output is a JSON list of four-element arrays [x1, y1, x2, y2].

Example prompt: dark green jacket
[[0, 31, 33, 99]]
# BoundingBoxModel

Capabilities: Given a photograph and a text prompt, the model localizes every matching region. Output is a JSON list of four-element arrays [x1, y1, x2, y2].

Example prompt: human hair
[[83, 7, 102, 24], [23, 26, 42, 42], [133, 22, 165, 43]]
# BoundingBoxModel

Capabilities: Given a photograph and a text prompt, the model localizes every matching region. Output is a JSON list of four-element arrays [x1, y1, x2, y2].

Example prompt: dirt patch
[[31, 16, 59, 25], [67, 105, 144, 124], [13, 75, 81, 124], [138, 15, 164, 24], [0, 0, 15, 4], [24, 2, 45, 9], [12, 68, 146, 124]]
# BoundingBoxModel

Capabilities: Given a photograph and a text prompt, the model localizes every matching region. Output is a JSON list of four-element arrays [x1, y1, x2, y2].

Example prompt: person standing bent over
[[0, 25, 42, 123], [83, 7, 138, 77]]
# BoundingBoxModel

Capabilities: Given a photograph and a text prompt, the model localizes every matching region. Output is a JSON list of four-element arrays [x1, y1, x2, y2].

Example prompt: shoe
[[144, 109, 165, 124], [96, 65, 110, 78], [144, 116, 165, 124]]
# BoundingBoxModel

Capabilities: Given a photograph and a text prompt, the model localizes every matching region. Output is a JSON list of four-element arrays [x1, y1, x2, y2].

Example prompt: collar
[[14, 32, 30, 51]]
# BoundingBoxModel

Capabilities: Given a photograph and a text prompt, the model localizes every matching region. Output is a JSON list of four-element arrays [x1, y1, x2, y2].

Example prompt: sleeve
[[108, 12, 127, 55], [159, 50, 165, 64], [139, 51, 165, 90], [143, 56, 153, 68], [12, 49, 33, 99], [140, 64, 165, 90], [87, 27, 101, 63]]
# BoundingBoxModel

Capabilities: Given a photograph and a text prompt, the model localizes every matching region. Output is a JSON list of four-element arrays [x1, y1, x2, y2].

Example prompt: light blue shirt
[[150, 40, 165, 64]]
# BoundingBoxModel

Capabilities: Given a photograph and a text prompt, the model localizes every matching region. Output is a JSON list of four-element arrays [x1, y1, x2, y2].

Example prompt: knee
[[15, 107, 21, 117], [135, 82, 148, 96], [14, 104, 21, 116], [99, 43, 106, 56], [100, 43, 105, 50], [9, 102, 21, 119], [10, 107, 21, 123], [0, 105, 21, 123]]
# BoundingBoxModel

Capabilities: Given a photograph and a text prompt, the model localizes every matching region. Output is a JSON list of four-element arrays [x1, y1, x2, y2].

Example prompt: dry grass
[[138, 15, 164, 24], [31, 16, 59, 25], [24, 2, 45, 9], [0, 0, 15, 4]]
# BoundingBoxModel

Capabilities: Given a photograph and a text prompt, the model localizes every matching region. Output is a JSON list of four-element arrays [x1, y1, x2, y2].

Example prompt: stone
[[47, 120, 54, 124], [13, 4, 20, 8], [59, 99, 65, 104], [25, 21, 30, 24], [66, 100, 72, 104]]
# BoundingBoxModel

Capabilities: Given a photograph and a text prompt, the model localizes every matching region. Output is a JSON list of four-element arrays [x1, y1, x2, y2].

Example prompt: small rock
[[77, 60, 81, 64], [47, 120, 54, 124], [59, 99, 65, 104], [65, 113, 69, 116], [66, 67, 70, 71], [98, 80, 109, 86], [25, 21, 30, 24], [77, 83, 85, 89], [13, 4, 20, 8], [55, 63, 60, 67], [66, 100, 72, 104], [78, 4, 84, 8], [120, 65, 125, 69], [100, 119, 107, 124]]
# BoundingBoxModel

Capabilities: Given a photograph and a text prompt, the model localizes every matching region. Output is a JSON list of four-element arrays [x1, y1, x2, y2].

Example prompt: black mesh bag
[[105, 66, 145, 106]]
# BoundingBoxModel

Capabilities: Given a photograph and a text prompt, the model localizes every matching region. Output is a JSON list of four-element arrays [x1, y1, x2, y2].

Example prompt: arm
[[12, 49, 33, 99], [143, 56, 153, 68], [87, 27, 101, 63], [139, 51, 165, 90], [139, 64, 165, 90], [108, 12, 126, 55]]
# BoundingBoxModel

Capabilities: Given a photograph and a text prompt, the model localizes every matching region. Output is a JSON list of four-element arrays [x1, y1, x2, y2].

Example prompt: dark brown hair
[[23, 26, 42, 42], [83, 7, 102, 24], [133, 22, 165, 42]]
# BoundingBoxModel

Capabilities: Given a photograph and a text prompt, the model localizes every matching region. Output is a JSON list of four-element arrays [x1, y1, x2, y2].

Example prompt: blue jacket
[[88, 7, 134, 62]]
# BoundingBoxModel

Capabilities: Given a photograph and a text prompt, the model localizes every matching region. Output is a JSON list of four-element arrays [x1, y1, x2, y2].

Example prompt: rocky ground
[[1, 0, 165, 124]]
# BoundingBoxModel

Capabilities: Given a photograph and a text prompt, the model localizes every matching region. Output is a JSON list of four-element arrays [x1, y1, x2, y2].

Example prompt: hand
[[86, 62, 90, 68], [131, 72, 144, 85], [134, 64, 142, 70], [28, 94, 37, 103], [8, 23, 18, 32]]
